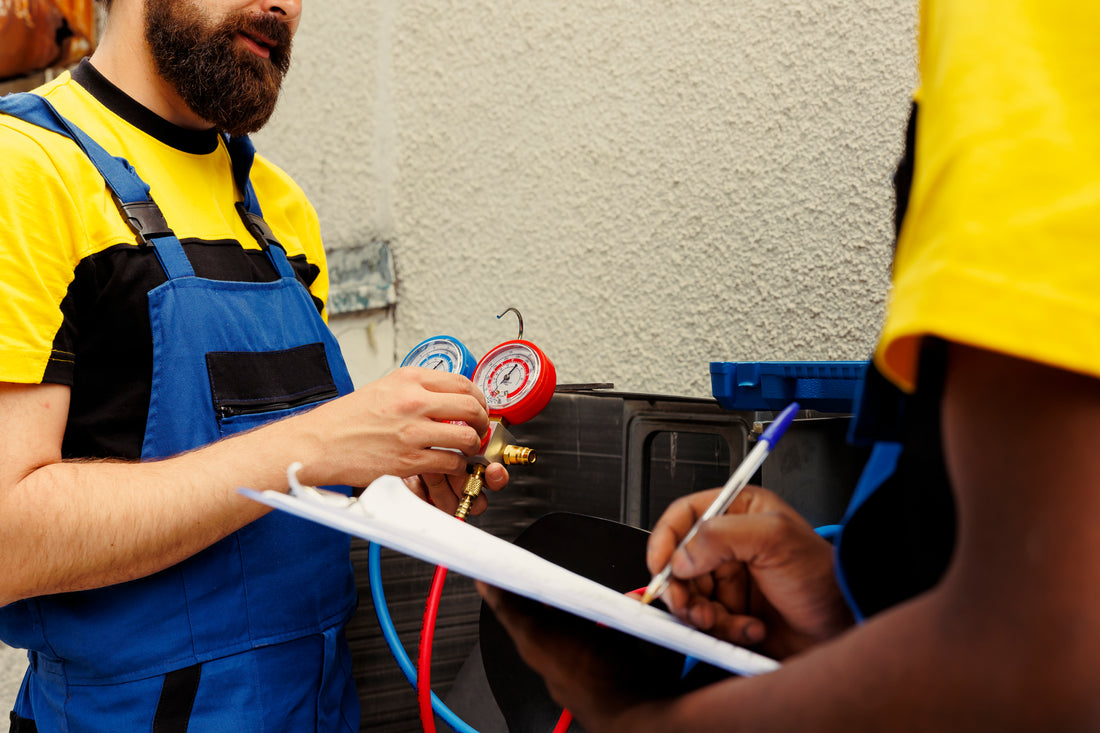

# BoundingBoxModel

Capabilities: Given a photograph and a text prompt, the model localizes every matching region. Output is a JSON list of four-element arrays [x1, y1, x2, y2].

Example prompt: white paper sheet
[[240, 474, 780, 677]]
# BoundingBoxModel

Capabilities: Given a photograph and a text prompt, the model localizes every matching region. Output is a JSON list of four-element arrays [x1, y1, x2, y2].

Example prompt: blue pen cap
[[759, 402, 800, 447]]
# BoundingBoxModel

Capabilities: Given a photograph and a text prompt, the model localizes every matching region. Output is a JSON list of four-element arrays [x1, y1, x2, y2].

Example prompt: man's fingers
[[417, 421, 483, 456], [394, 366, 491, 435], [710, 611, 767, 646], [646, 488, 725, 573], [419, 473, 460, 513], [670, 511, 793, 579], [484, 462, 509, 492], [647, 486, 800, 577], [402, 476, 429, 502]]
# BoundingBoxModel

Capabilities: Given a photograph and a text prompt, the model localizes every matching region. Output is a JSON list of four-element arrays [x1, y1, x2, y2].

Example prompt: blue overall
[[832, 346, 957, 622], [0, 94, 360, 731]]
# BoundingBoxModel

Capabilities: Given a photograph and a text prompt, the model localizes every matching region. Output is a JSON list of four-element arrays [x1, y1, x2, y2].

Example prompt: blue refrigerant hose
[[368, 541, 480, 733]]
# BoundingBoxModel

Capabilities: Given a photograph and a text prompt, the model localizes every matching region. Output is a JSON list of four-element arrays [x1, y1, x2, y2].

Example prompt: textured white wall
[[261, 0, 919, 398]]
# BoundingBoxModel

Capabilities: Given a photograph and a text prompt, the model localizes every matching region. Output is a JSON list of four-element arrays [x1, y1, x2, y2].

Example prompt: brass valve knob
[[454, 464, 486, 520]]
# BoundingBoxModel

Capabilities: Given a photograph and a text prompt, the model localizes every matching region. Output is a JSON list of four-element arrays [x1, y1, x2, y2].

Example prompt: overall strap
[[0, 92, 195, 279], [224, 134, 297, 280]]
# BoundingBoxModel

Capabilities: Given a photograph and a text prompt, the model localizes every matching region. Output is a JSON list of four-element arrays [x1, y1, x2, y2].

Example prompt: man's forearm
[[0, 412, 325, 606], [611, 587, 1052, 733], [0, 367, 499, 606]]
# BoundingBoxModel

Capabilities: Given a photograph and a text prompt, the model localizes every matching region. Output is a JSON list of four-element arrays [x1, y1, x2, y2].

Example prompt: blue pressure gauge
[[400, 335, 477, 379]]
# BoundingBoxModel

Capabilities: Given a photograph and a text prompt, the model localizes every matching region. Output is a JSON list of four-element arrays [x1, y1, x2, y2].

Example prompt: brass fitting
[[501, 444, 536, 465], [471, 419, 536, 467], [454, 464, 486, 520], [457, 420, 536, 518]]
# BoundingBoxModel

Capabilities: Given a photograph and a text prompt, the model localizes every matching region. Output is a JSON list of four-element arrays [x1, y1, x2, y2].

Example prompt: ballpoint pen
[[639, 402, 800, 605]]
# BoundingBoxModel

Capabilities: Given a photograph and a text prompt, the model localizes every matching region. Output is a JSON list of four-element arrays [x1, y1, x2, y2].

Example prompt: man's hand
[[648, 486, 853, 659], [290, 366, 495, 489], [403, 463, 510, 516], [478, 582, 674, 733]]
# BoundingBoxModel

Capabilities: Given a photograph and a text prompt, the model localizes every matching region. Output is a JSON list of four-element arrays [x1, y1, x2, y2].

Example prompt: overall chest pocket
[[206, 342, 340, 436]]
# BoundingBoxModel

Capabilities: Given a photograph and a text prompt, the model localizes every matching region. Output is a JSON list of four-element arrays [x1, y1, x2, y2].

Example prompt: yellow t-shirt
[[0, 61, 328, 386], [0, 60, 329, 459], [877, 1, 1100, 392]]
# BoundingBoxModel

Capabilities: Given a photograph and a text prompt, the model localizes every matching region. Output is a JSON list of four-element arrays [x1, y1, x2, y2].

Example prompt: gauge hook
[[497, 307, 524, 340]]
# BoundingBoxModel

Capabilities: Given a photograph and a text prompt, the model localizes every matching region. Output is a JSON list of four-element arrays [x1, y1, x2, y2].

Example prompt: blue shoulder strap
[[225, 133, 296, 280], [0, 92, 295, 280], [0, 92, 195, 279]]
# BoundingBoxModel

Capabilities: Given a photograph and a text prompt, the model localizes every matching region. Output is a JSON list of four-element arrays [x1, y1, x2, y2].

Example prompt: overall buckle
[[117, 199, 172, 246]]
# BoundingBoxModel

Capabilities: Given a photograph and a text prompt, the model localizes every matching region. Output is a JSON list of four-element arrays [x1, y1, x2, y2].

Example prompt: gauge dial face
[[474, 340, 556, 424], [478, 345, 541, 409], [401, 336, 476, 378]]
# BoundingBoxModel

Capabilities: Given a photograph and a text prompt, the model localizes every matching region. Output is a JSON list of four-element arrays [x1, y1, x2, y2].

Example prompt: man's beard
[[144, 0, 292, 137]]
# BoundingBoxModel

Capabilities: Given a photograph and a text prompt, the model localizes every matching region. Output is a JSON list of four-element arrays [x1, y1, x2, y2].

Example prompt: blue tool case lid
[[710, 360, 868, 413]]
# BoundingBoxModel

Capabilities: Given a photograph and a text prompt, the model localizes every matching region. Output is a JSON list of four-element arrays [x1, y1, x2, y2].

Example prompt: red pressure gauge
[[473, 340, 557, 425]]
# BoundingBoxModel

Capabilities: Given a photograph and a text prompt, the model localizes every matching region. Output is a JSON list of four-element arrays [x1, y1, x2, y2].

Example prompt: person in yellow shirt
[[480, 2, 1100, 729], [0, 0, 507, 730]]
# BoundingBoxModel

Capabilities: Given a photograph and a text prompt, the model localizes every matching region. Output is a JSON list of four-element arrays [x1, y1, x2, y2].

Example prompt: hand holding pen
[[640, 402, 801, 605]]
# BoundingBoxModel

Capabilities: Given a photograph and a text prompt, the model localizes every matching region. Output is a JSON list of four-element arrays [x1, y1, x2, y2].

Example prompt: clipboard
[[239, 468, 781, 678]]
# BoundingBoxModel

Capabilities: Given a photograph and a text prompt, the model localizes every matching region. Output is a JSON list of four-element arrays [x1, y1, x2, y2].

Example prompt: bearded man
[[0, 2, 509, 731]]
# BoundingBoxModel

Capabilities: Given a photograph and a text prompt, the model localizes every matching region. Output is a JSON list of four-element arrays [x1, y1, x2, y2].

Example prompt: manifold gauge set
[[399, 309, 556, 427]]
